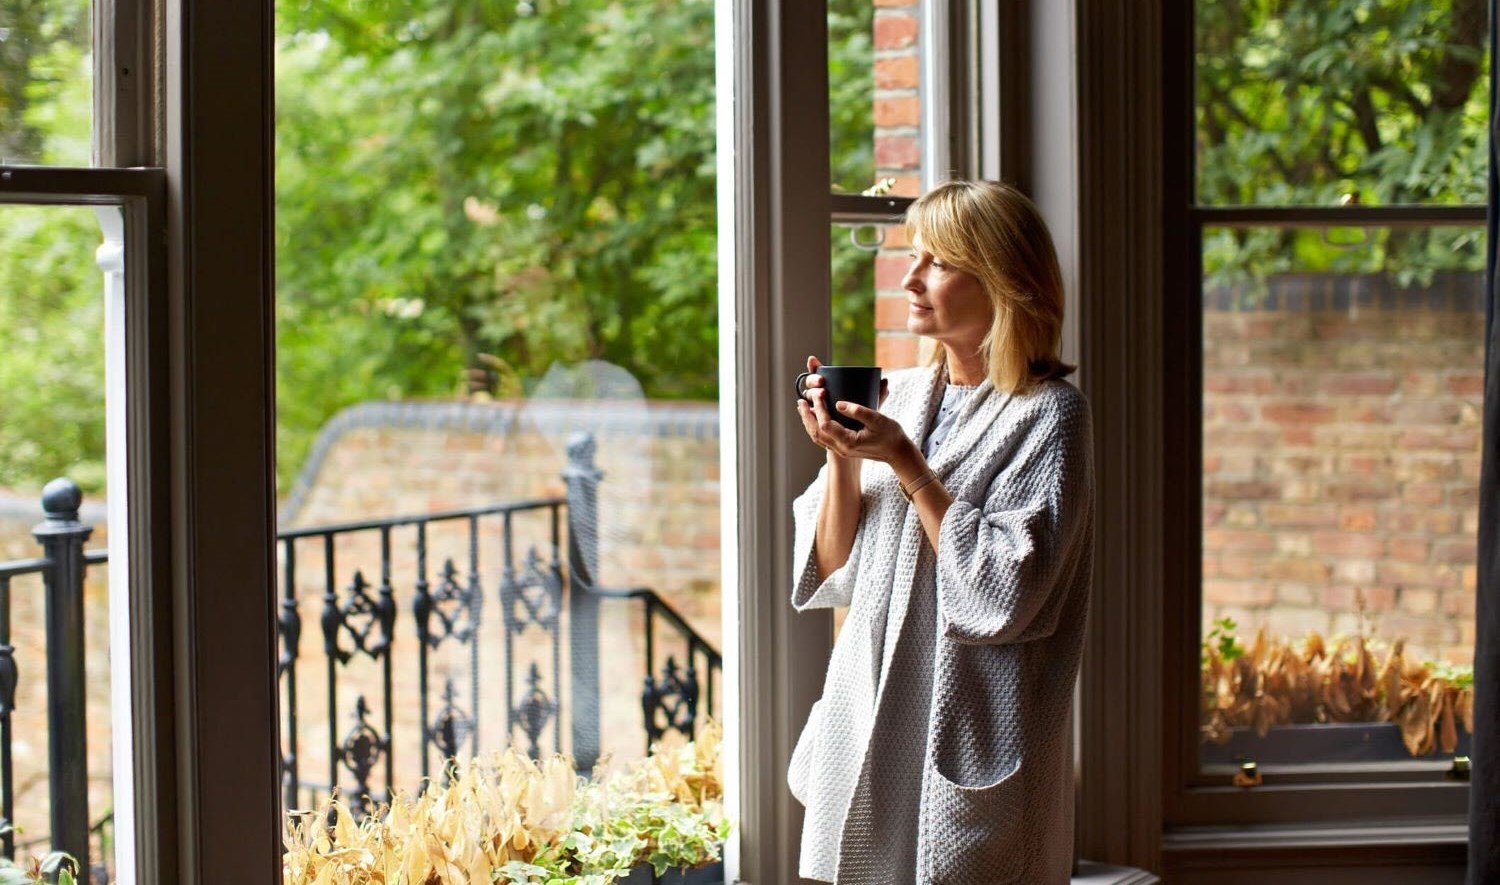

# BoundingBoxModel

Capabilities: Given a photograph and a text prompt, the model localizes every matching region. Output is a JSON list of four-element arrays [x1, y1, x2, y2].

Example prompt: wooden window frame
[[2, 0, 281, 880], [1162, 0, 1478, 833], [1063, 0, 1479, 876]]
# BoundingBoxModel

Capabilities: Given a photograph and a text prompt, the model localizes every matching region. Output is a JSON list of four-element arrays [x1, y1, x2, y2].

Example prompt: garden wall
[[1199, 273, 1483, 665]]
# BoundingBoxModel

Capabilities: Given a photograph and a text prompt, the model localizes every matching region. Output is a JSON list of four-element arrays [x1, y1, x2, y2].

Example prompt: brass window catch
[[1233, 760, 1262, 788], [1447, 756, 1471, 782]]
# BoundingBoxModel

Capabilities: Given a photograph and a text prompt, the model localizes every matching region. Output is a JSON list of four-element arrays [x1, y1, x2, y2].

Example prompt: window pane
[[831, 223, 877, 367], [1195, 0, 1488, 206], [276, 0, 725, 864], [0, 204, 114, 877], [1200, 224, 1483, 771], [830, 0, 923, 197], [0, 0, 94, 166]]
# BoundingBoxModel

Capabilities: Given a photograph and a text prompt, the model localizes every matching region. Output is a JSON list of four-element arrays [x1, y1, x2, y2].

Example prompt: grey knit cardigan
[[787, 364, 1094, 884]]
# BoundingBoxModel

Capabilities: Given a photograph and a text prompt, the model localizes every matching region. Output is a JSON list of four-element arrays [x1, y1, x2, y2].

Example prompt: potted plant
[[283, 722, 729, 884], [1200, 617, 1474, 766]]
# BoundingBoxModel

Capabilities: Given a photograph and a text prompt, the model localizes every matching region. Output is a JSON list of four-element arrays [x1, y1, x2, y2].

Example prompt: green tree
[[273, 0, 724, 484], [1196, 0, 1489, 290], [0, 0, 101, 493]]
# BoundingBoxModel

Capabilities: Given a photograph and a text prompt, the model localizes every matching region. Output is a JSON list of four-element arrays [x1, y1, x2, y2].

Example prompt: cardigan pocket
[[787, 699, 825, 805], [919, 758, 1025, 884]]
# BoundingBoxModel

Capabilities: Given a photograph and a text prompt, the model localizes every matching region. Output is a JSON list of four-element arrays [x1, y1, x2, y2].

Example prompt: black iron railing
[[0, 431, 721, 880]]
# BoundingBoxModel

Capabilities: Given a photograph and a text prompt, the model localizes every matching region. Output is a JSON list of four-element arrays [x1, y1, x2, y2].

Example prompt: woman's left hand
[[796, 386, 920, 467]]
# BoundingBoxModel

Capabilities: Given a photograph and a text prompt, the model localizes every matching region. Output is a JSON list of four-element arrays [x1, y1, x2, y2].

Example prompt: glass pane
[[277, 1, 726, 874], [1195, 0, 1488, 205], [830, 0, 923, 197], [1200, 224, 1484, 771], [831, 223, 877, 367], [832, 221, 923, 373], [0, 205, 115, 877], [0, 0, 94, 165]]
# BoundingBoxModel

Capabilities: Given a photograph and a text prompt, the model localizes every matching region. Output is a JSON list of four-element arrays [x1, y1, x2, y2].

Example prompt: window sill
[[1074, 859, 1160, 884], [1163, 820, 1467, 877]]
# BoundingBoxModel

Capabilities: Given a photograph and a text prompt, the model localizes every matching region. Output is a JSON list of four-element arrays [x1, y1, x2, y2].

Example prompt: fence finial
[[39, 478, 83, 525]]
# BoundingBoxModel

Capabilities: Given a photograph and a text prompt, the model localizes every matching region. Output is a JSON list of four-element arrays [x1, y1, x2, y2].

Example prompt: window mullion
[[94, 0, 156, 166]]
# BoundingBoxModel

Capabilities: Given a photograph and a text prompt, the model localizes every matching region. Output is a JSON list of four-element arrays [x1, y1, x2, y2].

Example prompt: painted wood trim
[[1071, 0, 1167, 872], [723, 0, 835, 882], [163, 0, 281, 878]]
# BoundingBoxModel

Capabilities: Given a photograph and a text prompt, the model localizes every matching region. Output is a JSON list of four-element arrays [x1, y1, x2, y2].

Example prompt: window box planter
[[1201, 721, 1472, 767]]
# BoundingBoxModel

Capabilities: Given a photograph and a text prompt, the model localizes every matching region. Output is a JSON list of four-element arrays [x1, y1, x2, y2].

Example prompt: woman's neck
[[943, 344, 986, 386]]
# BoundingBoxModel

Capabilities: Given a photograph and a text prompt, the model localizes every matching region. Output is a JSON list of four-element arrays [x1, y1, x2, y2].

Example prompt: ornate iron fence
[[0, 431, 722, 880]]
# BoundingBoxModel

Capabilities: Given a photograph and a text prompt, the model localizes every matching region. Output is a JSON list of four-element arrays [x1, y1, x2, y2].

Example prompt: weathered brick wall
[[1201, 274, 1483, 665]]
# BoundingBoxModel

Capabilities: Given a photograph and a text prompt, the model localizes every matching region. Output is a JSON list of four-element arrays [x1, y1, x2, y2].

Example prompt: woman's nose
[[902, 263, 924, 292]]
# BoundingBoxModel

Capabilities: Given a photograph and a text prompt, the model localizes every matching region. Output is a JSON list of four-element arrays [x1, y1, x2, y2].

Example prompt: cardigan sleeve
[[790, 463, 863, 610], [934, 393, 1093, 645]]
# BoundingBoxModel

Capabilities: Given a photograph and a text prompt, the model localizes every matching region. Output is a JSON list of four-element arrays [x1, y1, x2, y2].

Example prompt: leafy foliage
[[282, 723, 727, 884], [0, 821, 79, 885], [273, 0, 724, 486], [1197, 0, 1488, 292], [1202, 616, 1245, 666]]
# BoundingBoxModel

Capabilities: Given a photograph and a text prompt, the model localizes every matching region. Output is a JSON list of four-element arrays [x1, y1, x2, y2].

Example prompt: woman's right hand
[[796, 356, 842, 457], [797, 355, 892, 462]]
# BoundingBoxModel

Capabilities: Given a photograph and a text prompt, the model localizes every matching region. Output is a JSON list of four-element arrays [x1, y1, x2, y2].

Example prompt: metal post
[[32, 479, 92, 884], [562, 433, 602, 775]]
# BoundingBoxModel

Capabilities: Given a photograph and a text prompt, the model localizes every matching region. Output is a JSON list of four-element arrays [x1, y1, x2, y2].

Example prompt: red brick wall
[[873, 0, 925, 370], [1201, 275, 1484, 666]]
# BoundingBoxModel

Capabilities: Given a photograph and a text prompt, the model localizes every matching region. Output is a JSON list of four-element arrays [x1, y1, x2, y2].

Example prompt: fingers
[[810, 388, 832, 426], [796, 399, 821, 440], [835, 400, 881, 427], [813, 396, 858, 447], [800, 357, 826, 404], [796, 396, 850, 454]]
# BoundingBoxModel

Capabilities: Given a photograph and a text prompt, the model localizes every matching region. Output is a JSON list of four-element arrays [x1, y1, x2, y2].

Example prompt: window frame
[[2, 0, 281, 880], [720, 2, 983, 879], [1162, 0, 1485, 835], [0, 166, 169, 882]]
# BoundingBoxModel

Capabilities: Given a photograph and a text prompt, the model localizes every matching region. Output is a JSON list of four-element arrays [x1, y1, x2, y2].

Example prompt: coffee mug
[[795, 365, 883, 431]]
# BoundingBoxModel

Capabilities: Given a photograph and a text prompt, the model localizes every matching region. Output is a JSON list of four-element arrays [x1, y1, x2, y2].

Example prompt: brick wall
[[1202, 273, 1484, 666], [873, 0, 926, 369]]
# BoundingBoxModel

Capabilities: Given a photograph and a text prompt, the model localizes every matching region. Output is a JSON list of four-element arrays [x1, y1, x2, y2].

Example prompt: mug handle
[[794, 371, 813, 401]]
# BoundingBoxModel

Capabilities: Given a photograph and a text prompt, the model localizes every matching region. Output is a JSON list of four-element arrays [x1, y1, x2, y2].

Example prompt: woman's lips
[[909, 301, 932, 313]]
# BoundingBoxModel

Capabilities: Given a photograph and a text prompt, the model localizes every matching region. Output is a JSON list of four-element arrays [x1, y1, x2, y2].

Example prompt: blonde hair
[[904, 179, 1074, 394]]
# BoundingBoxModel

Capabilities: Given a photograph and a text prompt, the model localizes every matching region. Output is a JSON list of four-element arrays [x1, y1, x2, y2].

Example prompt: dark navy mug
[[795, 365, 883, 431]]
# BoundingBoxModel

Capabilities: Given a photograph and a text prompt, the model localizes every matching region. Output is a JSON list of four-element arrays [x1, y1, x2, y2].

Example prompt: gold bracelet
[[900, 469, 938, 502]]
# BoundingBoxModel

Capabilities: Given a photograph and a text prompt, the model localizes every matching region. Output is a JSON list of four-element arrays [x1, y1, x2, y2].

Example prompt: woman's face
[[902, 237, 993, 352]]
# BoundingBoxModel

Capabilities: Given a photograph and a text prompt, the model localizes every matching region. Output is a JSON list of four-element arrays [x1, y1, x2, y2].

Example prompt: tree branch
[[1430, 0, 1485, 113]]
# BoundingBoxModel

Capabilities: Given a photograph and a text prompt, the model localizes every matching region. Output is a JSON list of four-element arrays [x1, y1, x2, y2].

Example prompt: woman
[[788, 179, 1094, 884]]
